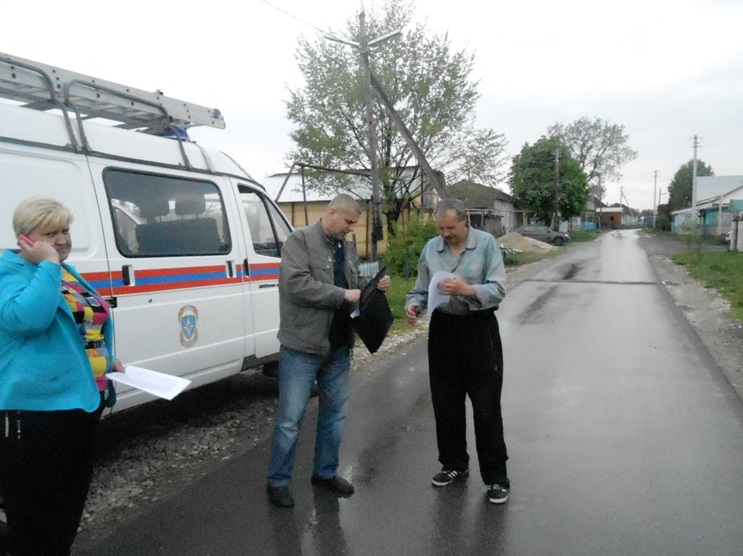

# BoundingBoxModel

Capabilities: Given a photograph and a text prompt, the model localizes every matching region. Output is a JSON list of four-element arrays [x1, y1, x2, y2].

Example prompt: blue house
[[671, 176, 743, 236]]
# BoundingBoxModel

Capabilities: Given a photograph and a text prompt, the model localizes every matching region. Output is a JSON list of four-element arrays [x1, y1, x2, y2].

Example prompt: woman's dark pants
[[0, 408, 99, 556]]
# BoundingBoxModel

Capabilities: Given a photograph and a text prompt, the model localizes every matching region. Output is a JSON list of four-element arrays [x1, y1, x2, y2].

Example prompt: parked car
[[512, 225, 570, 246]]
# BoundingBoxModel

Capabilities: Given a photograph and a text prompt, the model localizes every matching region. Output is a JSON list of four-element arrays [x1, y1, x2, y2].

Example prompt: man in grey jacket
[[267, 194, 390, 508]]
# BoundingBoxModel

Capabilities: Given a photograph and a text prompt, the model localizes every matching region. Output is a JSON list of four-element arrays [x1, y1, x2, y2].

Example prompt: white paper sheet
[[106, 366, 191, 401], [428, 271, 456, 315]]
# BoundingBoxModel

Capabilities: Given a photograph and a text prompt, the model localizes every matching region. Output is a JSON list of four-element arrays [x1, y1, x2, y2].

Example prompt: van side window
[[103, 169, 231, 257], [239, 187, 291, 258]]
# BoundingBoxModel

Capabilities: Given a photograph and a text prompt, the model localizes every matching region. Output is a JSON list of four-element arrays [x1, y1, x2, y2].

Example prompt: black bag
[[352, 266, 393, 353]]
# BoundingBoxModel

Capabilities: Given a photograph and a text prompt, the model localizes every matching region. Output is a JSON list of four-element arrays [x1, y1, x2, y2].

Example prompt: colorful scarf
[[61, 269, 112, 393]]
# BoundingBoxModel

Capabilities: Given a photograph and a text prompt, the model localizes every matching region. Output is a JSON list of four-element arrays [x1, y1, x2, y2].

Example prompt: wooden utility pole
[[691, 134, 699, 223], [326, 13, 400, 261], [553, 147, 560, 230], [653, 170, 658, 228], [358, 11, 383, 261], [368, 73, 447, 200]]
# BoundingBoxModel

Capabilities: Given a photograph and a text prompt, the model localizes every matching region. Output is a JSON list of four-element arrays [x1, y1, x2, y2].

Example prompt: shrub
[[382, 214, 437, 278], [655, 214, 671, 231]]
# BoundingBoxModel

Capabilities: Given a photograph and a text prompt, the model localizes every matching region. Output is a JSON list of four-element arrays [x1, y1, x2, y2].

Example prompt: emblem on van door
[[178, 305, 199, 347]]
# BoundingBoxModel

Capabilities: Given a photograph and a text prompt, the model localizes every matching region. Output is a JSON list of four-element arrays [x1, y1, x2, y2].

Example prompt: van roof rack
[[0, 52, 225, 133]]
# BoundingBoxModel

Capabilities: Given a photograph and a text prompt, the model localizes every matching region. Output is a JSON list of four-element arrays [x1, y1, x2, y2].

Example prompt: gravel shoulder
[[73, 231, 743, 549]]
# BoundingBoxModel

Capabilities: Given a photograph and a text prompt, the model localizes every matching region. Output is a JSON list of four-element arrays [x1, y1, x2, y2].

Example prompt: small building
[[447, 180, 520, 236], [578, 195, 604, 231], [261, 167, 442, 259], [671, 181, 743, 237], [595, 205, 635, 229], [262, 172, 379, 257]]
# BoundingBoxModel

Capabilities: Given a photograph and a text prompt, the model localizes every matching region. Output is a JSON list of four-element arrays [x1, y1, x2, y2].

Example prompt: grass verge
[[569, 230, 602, 243], [673, 251, 743, 323], [384, 275, 417, 335]]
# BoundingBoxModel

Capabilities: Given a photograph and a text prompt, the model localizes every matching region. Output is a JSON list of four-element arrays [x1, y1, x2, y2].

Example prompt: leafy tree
[[509, 137, 589, 226], [285, 0, 508, 234], [656, 201, 673, 230], [547, 117, 637, 199], [667, 159, 714, 211], [655, 213, 671, 231], [382, 212, 437, 277]]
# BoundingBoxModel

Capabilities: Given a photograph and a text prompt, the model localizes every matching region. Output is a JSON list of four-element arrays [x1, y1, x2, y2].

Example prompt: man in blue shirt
[[405, 198, 510, 504]]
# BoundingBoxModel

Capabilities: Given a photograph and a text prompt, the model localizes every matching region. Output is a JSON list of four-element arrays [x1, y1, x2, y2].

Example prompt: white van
[[0, 53, 292, 411]]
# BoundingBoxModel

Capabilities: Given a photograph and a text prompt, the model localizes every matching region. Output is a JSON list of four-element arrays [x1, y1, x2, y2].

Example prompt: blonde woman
[[0, 197, 123, 555]]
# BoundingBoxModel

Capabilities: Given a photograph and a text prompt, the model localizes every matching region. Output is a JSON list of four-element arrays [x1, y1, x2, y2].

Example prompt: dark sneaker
[[311, 475, 355, 496], [487, 484, 509, 504], [432, 468, 469, 487], [267, 484, 295, 508]]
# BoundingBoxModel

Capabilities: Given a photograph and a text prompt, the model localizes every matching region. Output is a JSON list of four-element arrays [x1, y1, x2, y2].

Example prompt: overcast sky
[[3, 0, 742, 210]]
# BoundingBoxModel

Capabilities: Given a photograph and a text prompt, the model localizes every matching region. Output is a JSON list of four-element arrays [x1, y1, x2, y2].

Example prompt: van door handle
[[226, 261, 235, 278], [259, 283, 277, 289], [122, 265, 134, 286]]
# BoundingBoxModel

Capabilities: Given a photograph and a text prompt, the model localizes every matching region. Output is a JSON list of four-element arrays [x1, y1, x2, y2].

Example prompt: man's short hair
[[434, 198, 467, 221], [328, 193, 362, 214]]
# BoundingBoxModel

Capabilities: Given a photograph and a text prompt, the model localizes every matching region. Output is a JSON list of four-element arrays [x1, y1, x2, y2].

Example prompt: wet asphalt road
[[78, 229, 743, 555]]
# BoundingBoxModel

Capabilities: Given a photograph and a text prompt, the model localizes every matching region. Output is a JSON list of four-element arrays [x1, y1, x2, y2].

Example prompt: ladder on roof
[[0, 52, 225, 133]]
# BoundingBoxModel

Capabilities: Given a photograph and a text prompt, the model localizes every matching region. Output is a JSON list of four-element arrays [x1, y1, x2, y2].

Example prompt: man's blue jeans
[[267, 344, 350, 487]]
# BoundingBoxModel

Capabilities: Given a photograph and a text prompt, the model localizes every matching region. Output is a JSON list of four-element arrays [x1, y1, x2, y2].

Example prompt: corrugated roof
[[262, 173, 372, 203], [448, 180, 513, 208]]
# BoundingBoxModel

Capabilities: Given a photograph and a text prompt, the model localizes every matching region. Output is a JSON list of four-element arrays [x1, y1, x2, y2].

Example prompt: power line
[[258, 0, 340, 36]]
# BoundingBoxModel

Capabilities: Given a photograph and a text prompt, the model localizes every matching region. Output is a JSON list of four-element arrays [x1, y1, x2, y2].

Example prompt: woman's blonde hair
[[12, 197, 73, 236]]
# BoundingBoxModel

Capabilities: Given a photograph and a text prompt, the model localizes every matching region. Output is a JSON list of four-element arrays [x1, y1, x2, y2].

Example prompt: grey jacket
[[277, 220, 368, 355]]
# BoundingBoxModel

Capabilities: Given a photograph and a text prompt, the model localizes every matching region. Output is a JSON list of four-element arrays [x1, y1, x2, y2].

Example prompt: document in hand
[[106, 366, 191, 400], [427, 271, 456, 315], [352, 266, 393, 354]]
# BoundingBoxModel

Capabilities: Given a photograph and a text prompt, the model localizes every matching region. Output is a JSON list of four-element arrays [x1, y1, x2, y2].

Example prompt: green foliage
[[655, 214, 671, 231], [509, 137, 589, 224], [382, 213, 437, 277], [568, 230, 601, 243], [382, 275, 417, 335], [680, 217, 703, 249], [286, 0, 508, 232], [673, 251, 743, 323], [667, 159, 714, 211], [547, 117, 638, 197]]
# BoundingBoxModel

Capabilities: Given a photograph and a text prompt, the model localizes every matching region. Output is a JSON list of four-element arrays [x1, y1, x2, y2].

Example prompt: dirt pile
[[498, 232, 556, 253]]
